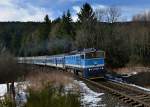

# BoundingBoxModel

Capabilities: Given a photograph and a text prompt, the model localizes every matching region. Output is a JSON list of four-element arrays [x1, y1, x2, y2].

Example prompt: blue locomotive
[[18, 49, 105, 79]]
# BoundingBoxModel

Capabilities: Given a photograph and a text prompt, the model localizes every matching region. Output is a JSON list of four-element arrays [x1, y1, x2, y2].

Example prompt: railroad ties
[[78, 77, 150, 107]]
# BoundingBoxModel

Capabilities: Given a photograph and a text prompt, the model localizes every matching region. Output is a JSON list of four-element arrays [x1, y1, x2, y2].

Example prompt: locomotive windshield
[[85, 51, 104, 59]]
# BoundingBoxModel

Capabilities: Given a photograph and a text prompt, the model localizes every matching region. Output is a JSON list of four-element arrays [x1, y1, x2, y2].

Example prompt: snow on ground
[[0, 84, 7, 97], [129, 84, 150, 92], [1, 79, 150, 107], [0, 82, 28, 106], [109, 78, 150, 93], [1, 80, 105, 107], [15, 82, 28, 106], [74, 80, 105, 107], [65, 80, 105, 106]]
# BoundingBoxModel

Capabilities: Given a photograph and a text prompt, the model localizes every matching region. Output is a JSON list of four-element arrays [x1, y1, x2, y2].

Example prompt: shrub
[[0, 52, 26, 83], [24, 71, 80, 107], [24, 85, 80, 107], [0, 95, 15, 107]]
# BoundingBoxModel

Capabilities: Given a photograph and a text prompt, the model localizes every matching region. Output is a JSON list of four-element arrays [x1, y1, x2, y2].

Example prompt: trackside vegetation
[[25, 85, 80, 107], [0, 52, 27, 107], [0, 85, 80, 107], [0, 71, 80, 107]]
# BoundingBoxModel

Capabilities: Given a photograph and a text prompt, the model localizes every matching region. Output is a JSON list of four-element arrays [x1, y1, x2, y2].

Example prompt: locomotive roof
[[69, 48, 104, 55], [18, 49, 104, 59]]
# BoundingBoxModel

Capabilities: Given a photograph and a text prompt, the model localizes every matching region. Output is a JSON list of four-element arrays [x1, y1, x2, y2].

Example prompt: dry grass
[[113, 68, 132, 74], [113, 66, 150, 75], [0, 69, 81, 107], [25, 70, 74, 91], [24, 70, 81, 107]]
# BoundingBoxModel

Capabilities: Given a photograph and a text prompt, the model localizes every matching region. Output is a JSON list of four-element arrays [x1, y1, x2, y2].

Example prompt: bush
[[0, 52, 27, 107], [24, 85, 80, 107], [0, 96, 15, 107], [0, 52, 26, 83], [24, 71, 80, 107], [127, 55, 143, 67]]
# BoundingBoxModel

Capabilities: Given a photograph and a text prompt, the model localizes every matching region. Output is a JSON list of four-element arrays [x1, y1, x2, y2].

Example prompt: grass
[[0, 68, 81, 107], [24, 85, 80, 107], [0, 52, 80, 107], [25, 71, 74, 91], [0, 95, 15, 107], [24, 71, 80, 107]]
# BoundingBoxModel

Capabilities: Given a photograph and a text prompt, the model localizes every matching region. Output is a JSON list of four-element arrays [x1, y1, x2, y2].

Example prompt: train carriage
[[18, 49, 105, 79], [46, 55, 65, 68]]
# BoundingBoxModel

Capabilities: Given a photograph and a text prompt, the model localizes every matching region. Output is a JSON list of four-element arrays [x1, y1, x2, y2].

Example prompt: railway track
[[25, 64, 150, 106], [78, 76, 150, 107]]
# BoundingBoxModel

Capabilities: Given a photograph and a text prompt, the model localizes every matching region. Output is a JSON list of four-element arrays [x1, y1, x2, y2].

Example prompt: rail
[[77, 76, 150, 107], [20, 63, 150, 107]]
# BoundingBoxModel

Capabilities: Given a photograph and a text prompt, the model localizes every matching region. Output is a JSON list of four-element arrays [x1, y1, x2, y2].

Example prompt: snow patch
[[74, 80, 105, 107], [15, 82, 28, 106], [1, 80, 105, 107], [0, 84, 7, 97], [132, 72, 137, 75], [129, 84, 150, 92], [109, 78, 150, 93], [0, 82, 28, 106]]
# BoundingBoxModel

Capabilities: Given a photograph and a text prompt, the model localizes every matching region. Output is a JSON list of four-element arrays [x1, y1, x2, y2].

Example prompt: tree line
[[0, 3, 150, 68]]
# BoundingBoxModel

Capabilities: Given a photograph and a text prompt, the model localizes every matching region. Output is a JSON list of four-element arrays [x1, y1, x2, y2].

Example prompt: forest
[[0, 3, 150, 68]]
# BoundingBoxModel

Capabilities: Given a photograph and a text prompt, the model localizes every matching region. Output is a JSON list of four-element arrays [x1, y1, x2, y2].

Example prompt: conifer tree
[[77, 3, 96, 23], [76, 3, 97, 48]]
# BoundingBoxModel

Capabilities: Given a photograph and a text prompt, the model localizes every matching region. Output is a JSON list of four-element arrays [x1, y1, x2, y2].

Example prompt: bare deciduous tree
[[95, 6, 121, 23], [95, 9, 106, 22], [132, 11, 150, 21], [106, 7, 121, 23]]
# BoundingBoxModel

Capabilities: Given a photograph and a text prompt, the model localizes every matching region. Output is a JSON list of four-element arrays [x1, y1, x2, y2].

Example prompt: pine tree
[[57, 10, 75, 39], [44, 14, 50, 24], [76, 3, 97, 48], [77, 3, 96, 23]]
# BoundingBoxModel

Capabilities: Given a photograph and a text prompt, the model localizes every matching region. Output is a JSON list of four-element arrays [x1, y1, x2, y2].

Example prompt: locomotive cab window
[[85, 51, 104, 59]]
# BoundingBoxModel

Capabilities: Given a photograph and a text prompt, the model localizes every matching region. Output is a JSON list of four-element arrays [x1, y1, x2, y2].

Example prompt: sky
[[0, 0, 150, 22]]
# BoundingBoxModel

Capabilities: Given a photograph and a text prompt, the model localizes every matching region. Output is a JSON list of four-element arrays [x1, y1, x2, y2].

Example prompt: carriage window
[[85, 51, 104, 59], [80, 55, 84, 59], [96, 51, 104, 58]]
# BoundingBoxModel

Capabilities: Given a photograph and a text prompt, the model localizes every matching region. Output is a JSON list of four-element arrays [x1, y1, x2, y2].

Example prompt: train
[[18, 49, 105, 79]]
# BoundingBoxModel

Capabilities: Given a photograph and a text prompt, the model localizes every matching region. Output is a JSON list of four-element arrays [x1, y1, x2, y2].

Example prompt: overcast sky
[[0, 0, 150, 22]]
